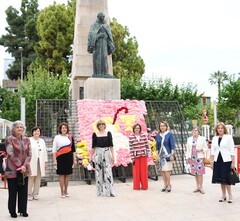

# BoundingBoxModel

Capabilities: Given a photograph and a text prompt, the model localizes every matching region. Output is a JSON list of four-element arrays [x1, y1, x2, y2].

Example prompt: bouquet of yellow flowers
[[76, 140, 90, 168]]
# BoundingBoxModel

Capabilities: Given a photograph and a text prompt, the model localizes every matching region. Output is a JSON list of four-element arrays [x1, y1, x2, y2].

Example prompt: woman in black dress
[[52, 122, 77, 198]]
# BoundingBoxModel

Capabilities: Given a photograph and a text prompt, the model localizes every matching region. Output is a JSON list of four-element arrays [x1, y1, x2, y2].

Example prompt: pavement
[[0, 167, 240, 221]]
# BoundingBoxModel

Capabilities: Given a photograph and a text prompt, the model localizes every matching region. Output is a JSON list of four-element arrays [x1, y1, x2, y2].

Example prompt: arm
[[6, 137, 22, 168], [52, 136, 57, 167], [129, 136, 134, 161], [91, 133, 96, 157], [71, 137, 77, 166], [22, 139, 32, 172], [229, 135, 235, 168], [169, 133, 175, 155], [108, 132, 114, 162]]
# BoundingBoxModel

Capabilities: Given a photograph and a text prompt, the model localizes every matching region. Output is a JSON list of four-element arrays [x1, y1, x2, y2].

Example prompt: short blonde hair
[[96, 119, 106, 130], [215, 122, 228, 135]]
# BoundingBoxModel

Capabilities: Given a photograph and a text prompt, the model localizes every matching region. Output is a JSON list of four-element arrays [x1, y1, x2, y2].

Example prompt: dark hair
[[58, 122, 69, 134], [133, 123, 142, 133], [31, 126, 41, 136]]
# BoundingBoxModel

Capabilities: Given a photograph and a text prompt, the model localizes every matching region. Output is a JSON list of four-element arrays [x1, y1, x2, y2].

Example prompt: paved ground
[[0, 167, 240, 221]]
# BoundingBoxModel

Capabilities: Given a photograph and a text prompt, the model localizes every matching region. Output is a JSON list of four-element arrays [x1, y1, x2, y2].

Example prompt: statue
[[87, 12, 115, 77]]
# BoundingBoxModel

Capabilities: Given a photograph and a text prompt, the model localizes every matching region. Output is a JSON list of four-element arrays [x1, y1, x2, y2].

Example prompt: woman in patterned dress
[[186, 127, 208, 194]]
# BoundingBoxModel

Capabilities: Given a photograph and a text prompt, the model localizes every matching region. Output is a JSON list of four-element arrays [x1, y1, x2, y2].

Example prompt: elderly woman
[[186, 127, 208, 194], [210, 122, 235, 203], [5, 121, 31, 218], [92, 119, 115, 197]]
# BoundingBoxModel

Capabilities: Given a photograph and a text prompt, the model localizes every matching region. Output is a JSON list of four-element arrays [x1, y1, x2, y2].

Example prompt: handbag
[[228, 168, 240, 185], [166, 154, 176, 162], [17, 171, 25, 187]]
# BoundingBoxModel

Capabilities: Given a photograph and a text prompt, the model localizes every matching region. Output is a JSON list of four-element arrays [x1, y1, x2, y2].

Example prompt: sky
[[1, 0, 240, 100]]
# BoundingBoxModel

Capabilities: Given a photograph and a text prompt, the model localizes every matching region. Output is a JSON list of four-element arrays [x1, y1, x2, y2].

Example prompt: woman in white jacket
[[28, 127, 48, 200], [210, 122, 235, 203], [186, 127, 208, 194]]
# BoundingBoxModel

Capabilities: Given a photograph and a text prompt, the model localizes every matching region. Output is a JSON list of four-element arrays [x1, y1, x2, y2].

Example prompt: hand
[[231, 162, 235, 169], [210, 161, 214, 170], [21, 165, 26, 173]]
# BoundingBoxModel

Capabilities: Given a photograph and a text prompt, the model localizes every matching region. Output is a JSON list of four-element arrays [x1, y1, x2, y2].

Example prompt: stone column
[[70, 0, 115, 100]]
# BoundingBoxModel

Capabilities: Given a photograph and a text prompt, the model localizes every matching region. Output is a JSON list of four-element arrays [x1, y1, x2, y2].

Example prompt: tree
[[0, 0, 39, 80], [0, 87, 20, 121], [18, 67, 71, 129], [208, 70, 228, 101], [34, 3, 74, 75], [218, 74, 240, 136], [110, 18, 145, 81]]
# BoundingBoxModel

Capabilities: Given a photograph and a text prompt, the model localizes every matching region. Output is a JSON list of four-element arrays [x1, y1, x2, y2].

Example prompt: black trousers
[[7, 177, 28, 214]]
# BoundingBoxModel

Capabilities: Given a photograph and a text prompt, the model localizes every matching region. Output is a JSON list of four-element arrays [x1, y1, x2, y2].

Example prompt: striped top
[[129, 133, 150, 160]]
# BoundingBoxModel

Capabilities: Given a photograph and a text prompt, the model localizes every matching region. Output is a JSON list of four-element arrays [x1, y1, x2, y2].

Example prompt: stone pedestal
[[84, 78, 120, 100]]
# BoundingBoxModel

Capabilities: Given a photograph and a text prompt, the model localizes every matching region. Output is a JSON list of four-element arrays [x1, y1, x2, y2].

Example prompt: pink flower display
[[76, 99, 153, 166]]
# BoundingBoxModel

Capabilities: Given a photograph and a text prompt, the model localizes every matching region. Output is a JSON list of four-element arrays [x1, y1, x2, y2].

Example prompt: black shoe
[[20, 212, 28, 217], [166, 188, 171, 192], [219, 198, 226, 202], [10, 213, 17, 218], [161, 187, 167, 192]]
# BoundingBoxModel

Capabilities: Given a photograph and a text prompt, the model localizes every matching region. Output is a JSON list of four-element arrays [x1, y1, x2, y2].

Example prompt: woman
[[92, 119, 115, 197], [155, 121, 175, 192], [129, 123, 150, 190], [28, 126, 48, 200], [186, 127, 208, 194], [210, 122, 235, 203], [5, 121, 31, 218], [52, 122, 77, 198]]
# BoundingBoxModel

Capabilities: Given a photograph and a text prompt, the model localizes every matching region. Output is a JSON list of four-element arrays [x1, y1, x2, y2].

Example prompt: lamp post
[[18, 47, 25, 126]]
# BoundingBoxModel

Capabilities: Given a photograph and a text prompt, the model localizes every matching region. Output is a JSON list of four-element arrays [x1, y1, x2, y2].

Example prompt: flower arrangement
[[76, 140, 90, 168]]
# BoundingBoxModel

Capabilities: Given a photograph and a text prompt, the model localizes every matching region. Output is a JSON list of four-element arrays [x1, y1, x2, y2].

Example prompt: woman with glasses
[[129, 123, 150, 190], [92, 119, 115, 197], [28, 126, 48, 201], [155, 121, 175, 192], [186, 127, 208, 194]]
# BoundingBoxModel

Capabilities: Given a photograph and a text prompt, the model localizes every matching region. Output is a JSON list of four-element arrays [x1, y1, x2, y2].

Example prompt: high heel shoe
[[228, 196, 233, 203], [219, 197, 226, 202], [10, 213, 17, 218], [20, 212, 28, 217], [161, 187, 167, 192]]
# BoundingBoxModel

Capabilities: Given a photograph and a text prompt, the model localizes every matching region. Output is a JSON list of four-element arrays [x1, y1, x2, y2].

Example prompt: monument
[[70, 0, 120, 100]]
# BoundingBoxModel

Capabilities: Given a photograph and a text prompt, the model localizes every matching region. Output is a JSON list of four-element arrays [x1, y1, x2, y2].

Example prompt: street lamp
[[18, 47, 23, 82], [18, 47, 25, 126]]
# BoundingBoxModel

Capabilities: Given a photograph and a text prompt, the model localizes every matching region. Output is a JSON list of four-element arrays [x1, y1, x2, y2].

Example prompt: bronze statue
[[87, 12, 115, 77]]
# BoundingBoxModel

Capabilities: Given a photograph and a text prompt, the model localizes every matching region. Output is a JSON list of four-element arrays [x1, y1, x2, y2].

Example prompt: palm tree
[[208, 71, 228, 101]]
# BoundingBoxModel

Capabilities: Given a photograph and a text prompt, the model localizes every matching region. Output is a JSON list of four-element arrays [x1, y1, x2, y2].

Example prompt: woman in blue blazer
[[155, 121, 175, 192], [210, 122, 235, 203]]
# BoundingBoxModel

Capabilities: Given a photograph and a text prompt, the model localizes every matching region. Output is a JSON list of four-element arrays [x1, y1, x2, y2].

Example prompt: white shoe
[[28, 196, 33, 201], [34, 196, 39, 200]]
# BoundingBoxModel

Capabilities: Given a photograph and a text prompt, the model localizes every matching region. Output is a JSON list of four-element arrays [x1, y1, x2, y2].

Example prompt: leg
[[64, 175, 69, 196], [28, 176, 35, 199], [133, 158, 141, 190], [7, 178, 18, 214], [226, 185, 233, 203], [194, 176, 199, 190], [140, 156, 148, 190], [18, 177, 28, 214], [161, 171, 167, 190], [103, 149, 115, 196], [220, 184, 227, 200], [33, 160, 42, 199], [165, 171, 171, 191], [94, 148, 104, 196], [59, 175, 65, 196]]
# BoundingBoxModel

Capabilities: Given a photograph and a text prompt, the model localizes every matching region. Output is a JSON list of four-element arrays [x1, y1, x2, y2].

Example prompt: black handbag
[[166, 155, 176, 162], [228, 168, 240, 185], [17, 171, 25, 187]]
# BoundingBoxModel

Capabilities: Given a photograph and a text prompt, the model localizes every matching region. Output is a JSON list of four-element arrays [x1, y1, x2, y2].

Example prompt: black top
[[92, 131, 113, 148], [218, 137, 222, 146]]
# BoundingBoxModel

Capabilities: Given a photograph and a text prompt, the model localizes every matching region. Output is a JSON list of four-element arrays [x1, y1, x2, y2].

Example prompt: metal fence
[[36, 99, 189, 182]]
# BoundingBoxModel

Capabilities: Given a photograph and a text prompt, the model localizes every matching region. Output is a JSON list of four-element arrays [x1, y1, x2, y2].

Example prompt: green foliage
[[18, 67, 70, 129], [110, 18, 145, 81], [34, 3, 74, 75], [121, 77, 199, 120], [0, 0, 39, 80], [218, 74, 240, 129], [0, 87, 20, 121]]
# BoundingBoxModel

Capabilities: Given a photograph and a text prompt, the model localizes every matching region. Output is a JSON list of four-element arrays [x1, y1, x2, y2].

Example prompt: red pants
[[132, 156, 148, 190]]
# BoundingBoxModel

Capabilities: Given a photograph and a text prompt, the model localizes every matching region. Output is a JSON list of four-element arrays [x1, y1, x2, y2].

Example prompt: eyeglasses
[[98, 123, 105, 126]]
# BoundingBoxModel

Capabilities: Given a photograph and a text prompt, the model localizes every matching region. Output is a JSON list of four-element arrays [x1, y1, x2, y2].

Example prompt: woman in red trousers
[[129, 124, 150, 190]]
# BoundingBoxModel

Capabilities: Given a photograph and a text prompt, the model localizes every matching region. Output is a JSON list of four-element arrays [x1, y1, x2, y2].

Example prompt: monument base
[[84, 78, 120, 100]]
